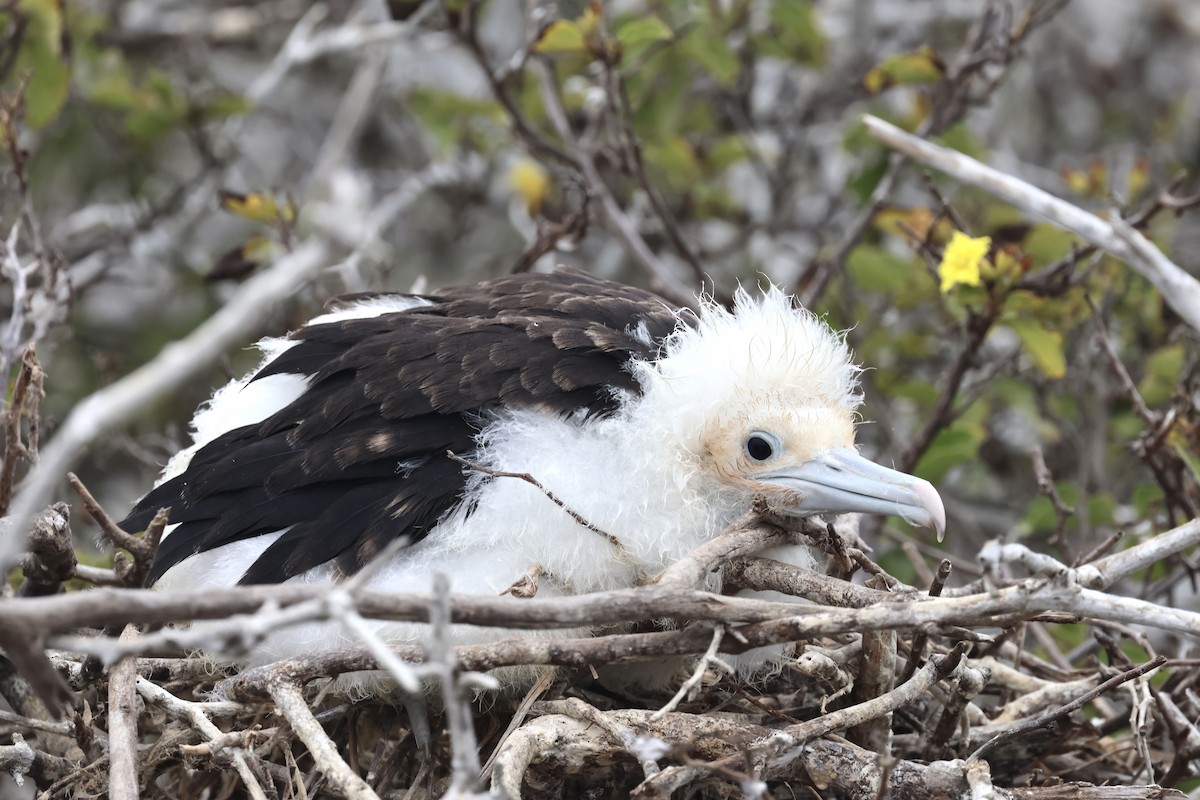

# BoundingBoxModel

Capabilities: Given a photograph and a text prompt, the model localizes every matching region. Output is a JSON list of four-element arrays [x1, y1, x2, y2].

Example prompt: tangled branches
[[1, 504, 1196, 798]]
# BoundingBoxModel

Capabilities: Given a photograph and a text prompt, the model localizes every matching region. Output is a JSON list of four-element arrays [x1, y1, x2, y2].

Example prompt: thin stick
[[106, 625, 140, 800], [68, 473, 167, 588], [446, 452, 624, 552], [651, 626, 730, 721], [968, 656, 1167, 762], [136, 677, 269, 800], [268, 677, 380, 800]]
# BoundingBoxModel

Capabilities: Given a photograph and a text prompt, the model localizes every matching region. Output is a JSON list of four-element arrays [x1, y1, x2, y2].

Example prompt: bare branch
[[862, 114, 1200, 333], [0, 240, 330, 575]]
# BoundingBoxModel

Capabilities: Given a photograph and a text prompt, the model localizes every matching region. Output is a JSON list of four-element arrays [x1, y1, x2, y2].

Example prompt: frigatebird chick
[[120, 270, 944, 681]]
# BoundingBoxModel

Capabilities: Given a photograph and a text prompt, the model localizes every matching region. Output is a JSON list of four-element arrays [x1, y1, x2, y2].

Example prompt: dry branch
[[3, 512, 1192, 798], [861, 114, 1200, 333], [0, 240, 331, 576]]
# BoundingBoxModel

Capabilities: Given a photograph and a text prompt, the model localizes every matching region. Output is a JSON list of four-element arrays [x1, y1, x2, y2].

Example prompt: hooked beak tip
[[913, 478, 947, 542]]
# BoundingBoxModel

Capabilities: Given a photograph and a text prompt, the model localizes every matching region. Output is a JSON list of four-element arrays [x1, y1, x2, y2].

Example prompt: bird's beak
[[755, 447, 946, 541]]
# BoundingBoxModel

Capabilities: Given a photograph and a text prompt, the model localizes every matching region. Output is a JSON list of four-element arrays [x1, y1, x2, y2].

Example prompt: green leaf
[[15, 0, 70, 128], [200, 91, 253, 121], [408, 88, 506, 153], [534, 19, 588, 54], [616, 16, 672, 60], [1137, 343, 1184, 406], [683, 31, 738, 86], [765, 2, 825, 65], [938, 122, 985, 160], [706, 134, 749, 171], [848, 154, 889, 204], [1169, 430, 1200, 484], [1024, 483, 1078, 534], [1022, 224, 1079, 266], [889, 377, 938, 406], [1131, 483, 1160, 518], [864, 46, 944, 94], [1009, 319, 1067, 379], [846, 245, 913, 293], [692, 184, 739, 218], [1088, 493, 1116, 527], [914, 423, 983, 484], [645, 135, 701, 191]]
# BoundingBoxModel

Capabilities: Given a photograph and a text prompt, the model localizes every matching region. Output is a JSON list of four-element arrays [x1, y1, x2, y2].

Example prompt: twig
[[650, 625, 731, 721], [245, 6, 425, 106], [603, 60, 709, 291], [16, 502, 73, 597], [1085, 294, 1156, 425], [431, 573, 489, 795], [655, 509, 800, 587], [30, 567, 1200, 671], [1073, 530, 1124, 568], [862, 114, 1200, 333], [268, 677, 380, 800], [0, 708, 72, 737], [0, 346, 43, 514], [1030, 448, 1076, 562], [1077, 518, 1200, 590], [529, 58, 696, 307], [479, 668, 556, 781], [0, 239, 330, 576], [901, 558, 953, 683], [136, 676, 270, 800], [0, 733, 33, 785], [446, 452, 625, 556], [455, 7, 579, 171], [898, 302, 1000, 473], [968, 656, 1167, 762], [106, 625, 140, 800], [67, 474, 166, 589]]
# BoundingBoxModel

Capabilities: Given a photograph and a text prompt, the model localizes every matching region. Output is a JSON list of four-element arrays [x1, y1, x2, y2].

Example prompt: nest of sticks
[[1, 486, 1197, 800]]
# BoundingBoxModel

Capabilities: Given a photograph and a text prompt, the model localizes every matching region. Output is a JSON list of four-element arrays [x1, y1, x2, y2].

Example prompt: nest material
[[1, 511, 1196, 799]]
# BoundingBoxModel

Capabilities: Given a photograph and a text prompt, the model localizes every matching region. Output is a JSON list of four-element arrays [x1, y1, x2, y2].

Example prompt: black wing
[[121, 270, 683, 585]]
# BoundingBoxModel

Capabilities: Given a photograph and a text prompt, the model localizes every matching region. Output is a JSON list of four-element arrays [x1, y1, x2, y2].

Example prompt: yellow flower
[[938, 231, 991, 293], [508, 158, 551, 215]]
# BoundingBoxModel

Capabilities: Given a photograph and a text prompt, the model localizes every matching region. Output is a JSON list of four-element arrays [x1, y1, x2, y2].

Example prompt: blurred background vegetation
[[2, 0, 1200, 621]]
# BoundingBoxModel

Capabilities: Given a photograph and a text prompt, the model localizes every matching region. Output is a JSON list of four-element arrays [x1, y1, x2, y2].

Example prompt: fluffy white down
[[154, 287, 857, 686]]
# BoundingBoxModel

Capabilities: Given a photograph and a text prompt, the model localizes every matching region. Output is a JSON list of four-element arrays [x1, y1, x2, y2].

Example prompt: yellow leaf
[[207, 236, 281, 282], [863, 46, 945, 95], [1010, 319, 1067, 380], [508, 158, 551, 214], [938, 231, 991, 293], [982, 244, 1027, 282], [1126, 155, 1150, 203], [1086, 159, 1109, 195], [1060, 160, 1108, 198], [535, 3, 606, 56], [534, 20, 587, 54], [218, 190, 296, 226], [874, 206, 940, 243]]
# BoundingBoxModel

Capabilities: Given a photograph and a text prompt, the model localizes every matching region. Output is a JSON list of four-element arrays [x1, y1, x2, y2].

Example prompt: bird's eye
[[745, 431, 778, 462]]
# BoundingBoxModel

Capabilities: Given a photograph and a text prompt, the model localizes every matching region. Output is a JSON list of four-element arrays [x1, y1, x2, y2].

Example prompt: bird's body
[[121, 270, 943, 676]]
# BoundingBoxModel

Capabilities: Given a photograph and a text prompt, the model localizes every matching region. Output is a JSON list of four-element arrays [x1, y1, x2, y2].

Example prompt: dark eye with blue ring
[[746, 433, 776, 462]]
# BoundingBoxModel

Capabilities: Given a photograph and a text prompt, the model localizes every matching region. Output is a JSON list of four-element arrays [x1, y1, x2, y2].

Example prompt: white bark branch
[[0, 240, 329, 575], [106, 625, 140, 800], [267, 677, 380, 800], [861, 114, 1200, 333], [136, 677, 269, 800]]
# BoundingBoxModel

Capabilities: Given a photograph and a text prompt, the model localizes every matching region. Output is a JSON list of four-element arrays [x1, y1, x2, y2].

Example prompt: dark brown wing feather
[[121, 269, 683, 585]]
